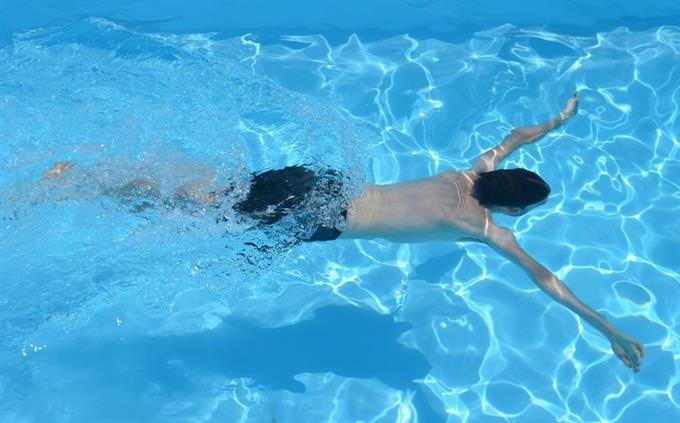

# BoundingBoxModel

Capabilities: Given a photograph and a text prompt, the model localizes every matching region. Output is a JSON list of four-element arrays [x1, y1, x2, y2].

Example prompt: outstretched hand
[[610, 332, 644, 373], [560, 92, 579, 123]]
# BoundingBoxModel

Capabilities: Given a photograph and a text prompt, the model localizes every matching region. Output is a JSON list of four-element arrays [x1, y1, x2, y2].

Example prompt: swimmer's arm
[[484, 224, 644, 372], [471, 93, 579, 172]]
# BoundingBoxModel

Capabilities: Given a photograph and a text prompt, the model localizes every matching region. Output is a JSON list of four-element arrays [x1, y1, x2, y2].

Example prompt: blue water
[[1, 2, 680, 422]]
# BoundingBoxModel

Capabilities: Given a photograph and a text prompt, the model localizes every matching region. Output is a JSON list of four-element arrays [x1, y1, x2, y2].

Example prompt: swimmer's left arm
[[471, 93, 579, 173], [484, 224, 645, 372]]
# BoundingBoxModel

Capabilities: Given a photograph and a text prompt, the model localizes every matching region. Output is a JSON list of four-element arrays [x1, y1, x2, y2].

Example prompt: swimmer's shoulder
[[438, 169, 490, 239], [438, 168, 478, 184], [437, 168, 478, 202]]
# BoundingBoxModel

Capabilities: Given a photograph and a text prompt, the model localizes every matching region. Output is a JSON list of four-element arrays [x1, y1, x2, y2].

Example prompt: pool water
[[1, 6, 680, 423]]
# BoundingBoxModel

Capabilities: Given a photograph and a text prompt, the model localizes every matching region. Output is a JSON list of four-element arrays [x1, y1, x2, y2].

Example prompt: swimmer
[[39, 93, 643, 372], [203, 92, 643, 372]]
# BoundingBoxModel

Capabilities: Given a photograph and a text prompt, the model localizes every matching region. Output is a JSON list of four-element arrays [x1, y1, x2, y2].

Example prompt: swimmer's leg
[[111, 174, 225, 214], [169, 180, 223, 211], [111, 179, 160, 201], [106, 178, 161, 213], [43, 162, 159, 209]]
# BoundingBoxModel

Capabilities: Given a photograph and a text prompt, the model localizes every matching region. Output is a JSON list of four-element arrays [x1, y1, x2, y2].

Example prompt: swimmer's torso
[[340, 170, 486, 243]]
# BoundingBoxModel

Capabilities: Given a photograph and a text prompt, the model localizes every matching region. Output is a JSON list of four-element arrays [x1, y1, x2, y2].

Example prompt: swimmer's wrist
[[559, 111, 568, 124], [606, 329, 623, 342]]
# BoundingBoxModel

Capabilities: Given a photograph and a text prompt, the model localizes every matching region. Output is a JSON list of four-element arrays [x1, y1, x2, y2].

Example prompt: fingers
[[627, 343, 643, 373], [633, 343, 644, 373], [613, 345, 630, 367], [613, 340, 644, 373], [634, 342, 645, 358], [630, 350, 640, 373], [618, 352, 638, 372], [618, 353, 631, 368]]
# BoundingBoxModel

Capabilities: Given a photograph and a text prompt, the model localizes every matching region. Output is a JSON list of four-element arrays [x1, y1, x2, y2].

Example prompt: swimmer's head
[[472, 168, 550, 215]]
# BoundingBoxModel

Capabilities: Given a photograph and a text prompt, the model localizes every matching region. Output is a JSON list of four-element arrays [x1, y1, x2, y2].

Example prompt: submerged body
[[38, 93, 644, 373]]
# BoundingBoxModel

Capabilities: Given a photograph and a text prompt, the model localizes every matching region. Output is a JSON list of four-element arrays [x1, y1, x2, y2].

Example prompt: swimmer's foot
[[43, 161, 74, 180]]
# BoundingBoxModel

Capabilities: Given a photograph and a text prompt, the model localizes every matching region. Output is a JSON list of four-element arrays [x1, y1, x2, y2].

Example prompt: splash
[[0, 17, 373, 350]]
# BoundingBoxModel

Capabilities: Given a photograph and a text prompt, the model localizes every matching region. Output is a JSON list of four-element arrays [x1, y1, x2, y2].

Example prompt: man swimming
[[41, 93, 644, 372]]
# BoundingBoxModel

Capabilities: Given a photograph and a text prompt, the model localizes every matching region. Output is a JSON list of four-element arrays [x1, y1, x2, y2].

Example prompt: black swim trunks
[[232, 165, 348, 242]]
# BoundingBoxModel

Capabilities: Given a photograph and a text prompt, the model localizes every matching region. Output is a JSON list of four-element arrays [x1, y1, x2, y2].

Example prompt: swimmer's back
[[340, 170, 483, 243]]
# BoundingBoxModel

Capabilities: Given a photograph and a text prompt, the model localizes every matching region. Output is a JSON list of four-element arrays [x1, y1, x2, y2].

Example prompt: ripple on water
[[486, 381, 531, 414], [614, 282, 651, 305]]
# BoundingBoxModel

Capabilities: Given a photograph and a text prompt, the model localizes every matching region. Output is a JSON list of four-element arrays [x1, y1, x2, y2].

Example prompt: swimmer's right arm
[[471, 93, 579, 173], [484, 224, 645, 373]]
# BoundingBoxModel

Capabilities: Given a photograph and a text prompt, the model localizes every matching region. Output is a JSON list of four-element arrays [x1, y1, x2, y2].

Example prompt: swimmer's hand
[[609, 331, 644, 373], [559, 92, 579, 123]]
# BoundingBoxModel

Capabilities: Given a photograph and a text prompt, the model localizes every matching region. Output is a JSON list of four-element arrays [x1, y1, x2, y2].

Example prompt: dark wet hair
[[472, 168, 550, 209]]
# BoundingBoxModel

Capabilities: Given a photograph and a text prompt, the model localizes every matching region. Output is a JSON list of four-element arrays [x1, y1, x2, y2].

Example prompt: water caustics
[[1, 17, 680, 422]]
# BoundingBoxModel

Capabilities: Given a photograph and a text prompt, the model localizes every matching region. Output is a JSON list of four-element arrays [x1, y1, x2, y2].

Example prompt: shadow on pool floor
[[33, 305, 446, 422]]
